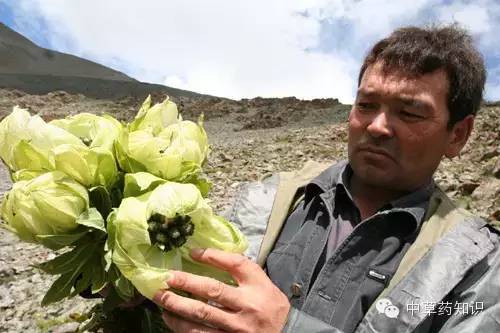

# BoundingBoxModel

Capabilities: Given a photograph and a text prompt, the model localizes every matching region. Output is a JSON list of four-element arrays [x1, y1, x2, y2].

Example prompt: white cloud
[[311, 0, 500, 100], [435, 0, 500, 51], [437, 3, 491, 34], [11, 0, 356, 102], [8, 0, 500, 102], [485, 66, 500, 101], [309, 0, 434, 38], [485, 83, 500, 101], [163, 75, 189, 91]]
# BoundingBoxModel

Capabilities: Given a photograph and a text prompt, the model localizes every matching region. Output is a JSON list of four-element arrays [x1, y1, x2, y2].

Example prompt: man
[[153, 25, 500, 332]]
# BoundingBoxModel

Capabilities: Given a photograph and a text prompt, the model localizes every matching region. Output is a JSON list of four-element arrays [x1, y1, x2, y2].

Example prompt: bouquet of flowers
[[0, 96, 248, 332]]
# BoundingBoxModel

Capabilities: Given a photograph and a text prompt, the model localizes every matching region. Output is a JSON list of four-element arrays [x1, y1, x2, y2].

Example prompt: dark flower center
[[147, 213, 195, 251], [81, 137, 92, 147]]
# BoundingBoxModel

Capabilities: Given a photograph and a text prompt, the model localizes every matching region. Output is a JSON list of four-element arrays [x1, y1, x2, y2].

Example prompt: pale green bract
[[11, 169, 46, 182], [129, 95, 180, 135], [50, 113, 122, 152], [49, 113, 122, 188], [108, 178, 248, 300], [159, 116, 209, 166], [0, 106, 83, 172], [116, 118, 209, 182], [0, 171, 89, 246], [122, 172, 166, 198]]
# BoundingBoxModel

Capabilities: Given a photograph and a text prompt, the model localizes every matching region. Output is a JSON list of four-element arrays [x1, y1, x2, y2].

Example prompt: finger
[[167, 271, 241, 310], [154, 290, 235, 331], [162, 312, 226, 333], [190, 248, 263, 282]]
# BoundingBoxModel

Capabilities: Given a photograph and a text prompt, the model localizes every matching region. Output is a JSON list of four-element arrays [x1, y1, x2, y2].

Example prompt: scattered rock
[[480, 148, 499, 161], [471, 178, 500, 201], [458, 182, 480, 195], [0, 89, 498, 332], [218, 152, 233, 162], [52, 322, 80, 333], [0, 286, 14, 308], [493, 159, 500, 178]]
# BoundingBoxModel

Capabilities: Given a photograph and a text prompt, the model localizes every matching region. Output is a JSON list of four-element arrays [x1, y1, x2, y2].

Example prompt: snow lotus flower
[[115, 96, 210, 194], [0, 106, 82, 172], [0, 171, 89, 247], [49, 113, 122, 188], [129, 95, 180, 136], [108, 176, 247, 299]]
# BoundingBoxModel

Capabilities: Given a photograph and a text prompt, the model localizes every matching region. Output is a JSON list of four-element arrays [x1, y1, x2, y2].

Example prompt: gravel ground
[[0, 90, 498, 332]]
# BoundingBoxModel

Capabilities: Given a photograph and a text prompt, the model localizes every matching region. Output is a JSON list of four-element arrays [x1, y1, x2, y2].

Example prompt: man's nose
[[366, 110, 393, 138]]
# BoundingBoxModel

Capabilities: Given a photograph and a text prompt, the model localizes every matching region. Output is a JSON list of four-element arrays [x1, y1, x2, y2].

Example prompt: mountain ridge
[[0, 23, 207, 99], [0, 23, 134, 81]]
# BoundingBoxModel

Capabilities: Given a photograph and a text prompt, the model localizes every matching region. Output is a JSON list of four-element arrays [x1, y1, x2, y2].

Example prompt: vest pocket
[[266, 246, 303, 297]]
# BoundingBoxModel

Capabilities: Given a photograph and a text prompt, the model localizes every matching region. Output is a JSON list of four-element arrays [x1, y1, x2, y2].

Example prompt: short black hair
[[358, 24, 486, 128]]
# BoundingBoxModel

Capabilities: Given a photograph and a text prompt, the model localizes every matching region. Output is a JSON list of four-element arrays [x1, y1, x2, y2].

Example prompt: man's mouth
[[358, 145, 394, 161]]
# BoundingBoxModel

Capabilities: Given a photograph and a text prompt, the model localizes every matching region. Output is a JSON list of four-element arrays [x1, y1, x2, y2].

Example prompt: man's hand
[[153, 248, 290, 333]]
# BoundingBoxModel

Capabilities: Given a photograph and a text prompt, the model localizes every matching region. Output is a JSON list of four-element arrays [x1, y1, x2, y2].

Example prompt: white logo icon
[[385, 305, 400, 318], [376, 298, 392, 313], [375, 298, 400, 319]]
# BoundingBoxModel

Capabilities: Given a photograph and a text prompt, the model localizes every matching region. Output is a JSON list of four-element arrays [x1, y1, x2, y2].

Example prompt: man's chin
[[351, 161, 397, 187]]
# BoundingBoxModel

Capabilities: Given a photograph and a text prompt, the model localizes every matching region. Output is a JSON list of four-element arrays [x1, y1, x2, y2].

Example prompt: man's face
[[348, 61, 459, 192]]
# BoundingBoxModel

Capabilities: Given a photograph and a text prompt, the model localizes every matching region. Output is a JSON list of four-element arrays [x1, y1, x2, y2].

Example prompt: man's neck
[[349, 175, 410, 221]]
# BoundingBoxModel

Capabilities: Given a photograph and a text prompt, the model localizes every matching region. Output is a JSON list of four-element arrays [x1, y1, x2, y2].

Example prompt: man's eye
[[356, 102, 376, 110], [400, 110, 424, 120]]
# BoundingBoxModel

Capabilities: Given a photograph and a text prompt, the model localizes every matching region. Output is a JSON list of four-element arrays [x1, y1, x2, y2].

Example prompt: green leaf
[[76, 208, 106, 232], [109, 172, 125, 207], [40, 241, 107, 305], [176, 161, 212, 197], [89, 186, 112, 220], [73, 272, 93, 296], [35, 229, 89, 250], [141, 307, 154, 333], [71, 253, 107, 297], [184, 173, 212, 198], [107, 264, 135, 301], [37, 242, 94, 275], [41, 271, 75, 306], [104, 209, 118, 254], [91, 256, 108, 294], [103, 249, 113, 272], [102, 285, 127, 313], [115, 274, 135, 300]]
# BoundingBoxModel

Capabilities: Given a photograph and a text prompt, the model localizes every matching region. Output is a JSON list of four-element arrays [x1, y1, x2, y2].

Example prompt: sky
[[1, 0, 499, 103]]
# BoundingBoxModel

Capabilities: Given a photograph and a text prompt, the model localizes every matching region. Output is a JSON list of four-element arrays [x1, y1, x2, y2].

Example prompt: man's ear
[[444, 115, 474, 158]]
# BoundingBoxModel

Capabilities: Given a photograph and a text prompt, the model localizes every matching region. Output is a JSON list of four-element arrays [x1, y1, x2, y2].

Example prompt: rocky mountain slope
[[0, 88, 498, 332], [0, 23, 133, 81], [0, 23, 206, 100]]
